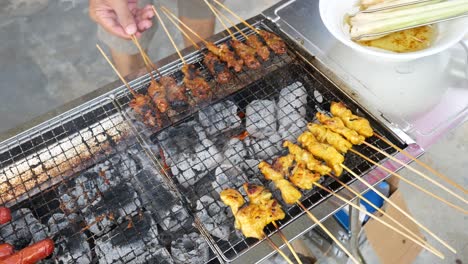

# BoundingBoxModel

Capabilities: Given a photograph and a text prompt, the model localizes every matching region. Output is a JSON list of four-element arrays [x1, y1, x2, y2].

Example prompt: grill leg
[[349, 198, 366, 264]]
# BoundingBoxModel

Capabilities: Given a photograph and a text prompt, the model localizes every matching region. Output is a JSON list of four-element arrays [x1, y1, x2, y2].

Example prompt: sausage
[[0, 244, 14, 259], [0, 207, 11, 225], [0, 239, 54, 264]]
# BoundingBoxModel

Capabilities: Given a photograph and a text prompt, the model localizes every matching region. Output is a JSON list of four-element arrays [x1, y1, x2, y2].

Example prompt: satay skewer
[[211, 0, 260, 34], [152, 6, 186, 64], [271, 221, 303, 264], [373, 133, 467, 194], [341, 164, 457, 254], [203, 0, 237, 40], [264, 236, 295, 264], [161, 6, 209, 45], [311, 182, 444, 259], [209, 3, 249, 39]]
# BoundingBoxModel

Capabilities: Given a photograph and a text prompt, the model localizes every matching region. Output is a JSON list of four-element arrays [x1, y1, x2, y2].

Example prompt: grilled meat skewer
[[316, 112, 365, 145], [129, 94, 159, 127], [307, 123, 352, 153], [147, 80, 169, 113], [283, 141, 332, 176], [158, 76, 189, 109], [231, 40, 261, 70], [259, 161, 302, 205], [246, 34, 270, 61], [181, 64, 212, 100], [330, 102, 374, 138], [206, 42, 243, 72], [203, 52, 232, 84], [259, 30, 287, 55]]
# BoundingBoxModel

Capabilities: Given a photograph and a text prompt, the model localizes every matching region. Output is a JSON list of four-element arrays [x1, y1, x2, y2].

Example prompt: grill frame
[[0, 15, 423, 264]]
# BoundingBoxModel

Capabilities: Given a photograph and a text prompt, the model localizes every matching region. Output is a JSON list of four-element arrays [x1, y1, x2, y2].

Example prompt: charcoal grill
[[0, 14, 424, 264]]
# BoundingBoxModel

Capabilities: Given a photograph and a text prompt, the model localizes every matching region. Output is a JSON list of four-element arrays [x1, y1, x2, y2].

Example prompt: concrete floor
[[0, 0, 466, 263]]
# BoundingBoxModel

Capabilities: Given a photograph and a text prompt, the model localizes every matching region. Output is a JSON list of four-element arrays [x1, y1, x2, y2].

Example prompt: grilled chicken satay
[[231, 40, 261, 70], [147, 80, 169, 113], [259, 161, 302, 205], [220, 189, 245, 228], [290, 163, 321, 190], [258, 30, 287, 55], [297, 132, 345, 176], [181, 64, 212, 100], [307, 123, 352, 153], [330, 102, 374, 138], [203, 52, 232, 84], [272, 154, 295, 176], [129, 94, 159, 127], [283, 141, 332, 176], [246, 34, 270, 61], [236, 203, 270, 239], [243, 183, 285, 223], [316, 112, 365, 145], [160, 76, 189, 109], [206, 42, 243, 72]]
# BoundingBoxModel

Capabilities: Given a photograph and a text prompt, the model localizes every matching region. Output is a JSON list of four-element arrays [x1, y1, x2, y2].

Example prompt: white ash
[[246, 100, 277, 139], [277, 82, 307, 126], [143, 247, 174, 264], [223, 138, 248, 166], [160, 204, 191, 233], [211, 164, 247, 195], [198, 100, 241, 136], [195, 195, 230, 240], [0, 208, 48, 249], [278, 114, 308, 142], [237, 159, 261, 179], [171, 232, 210, 264], [59, 171, 110, 213], [47, 214, 92, 264], [247, 133, 283, 160], [157, 121, 205, 158], [83, 183, 142, 236], [95, 212, 160, 264]]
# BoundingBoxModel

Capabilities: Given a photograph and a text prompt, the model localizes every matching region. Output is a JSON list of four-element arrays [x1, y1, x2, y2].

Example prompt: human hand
[[89, 0, 155, 39]]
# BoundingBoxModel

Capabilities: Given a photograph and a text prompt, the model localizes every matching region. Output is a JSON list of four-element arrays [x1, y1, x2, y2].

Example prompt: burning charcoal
[[246, 100, 277, 139], [48, 214, 92, 264], [171, 232, 210, 264], [195, 196, 230, 240], [95, 212, 161, 264], [83, 183, 142, 236], [113, 153, 140, 181], [144, 247, 174, 264], [277, 82, 307, 126], [198, 100, 241, 136], [0, 208, 48, 249], [237, 159, 261, 179], [59, 171, 110, 213], [278, 114, 308, 142], [212, 164, 246, 194], [223, 138, 248, 166], [192, 138, 224, 174], [157, 121, 206, 158], [160, 204, 191, 233], [247, 133, 283, 160]]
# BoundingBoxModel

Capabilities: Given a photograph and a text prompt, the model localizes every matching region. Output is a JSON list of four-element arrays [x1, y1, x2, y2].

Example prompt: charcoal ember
[[237, 159, 261, 179], [47, 214, 91, 264], [160, 204, 191, 233], [83, 183, 141, 236], [212, 164, 246, 194], [143, 247, 174, 264], [0, 208, 48, 249], [223, 138, 248, 166], [277, 82, 307, 126], [198, 100, 241, 136], [59, 171, 110, 213], [278, 114, 308, 142], [157, 121, 205, 158], [95, 212, 161, 264], [247, 133, 283, 160], [111, 152, 140, 180], [195, 196, 230, 240], [171, 233, 210, 264], [246, 100, 277, 139]]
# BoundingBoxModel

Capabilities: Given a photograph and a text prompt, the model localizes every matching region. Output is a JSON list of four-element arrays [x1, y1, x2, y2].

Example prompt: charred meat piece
[[129, 94, 159, 127], [206, 42, 243, 72], [159, 76, 189, 109], [246, 35, 270, 61], [181, 64, 212, 101], [231, 40, 261, 70], [259, 30, 287, 55], [147, 80, 169, 113], [203, 52, 232, 84]]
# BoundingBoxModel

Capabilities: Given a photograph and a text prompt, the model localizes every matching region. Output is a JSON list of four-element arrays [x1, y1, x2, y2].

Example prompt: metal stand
[[349, 198, 366, 264]]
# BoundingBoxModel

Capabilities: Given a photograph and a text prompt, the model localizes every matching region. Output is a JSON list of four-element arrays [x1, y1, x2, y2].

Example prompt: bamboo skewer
[[211, 0, 260, 34], [362, 141, 467, 204], [350, 149, 468, 214], [152, 6, 186, 65], [341, 164, 457, 254], [264, 234, 295, 264], [312, 182, 444, 259], [373, 133, 467, 194], [203, 0, 237, 40], [130, 35, 157, 82], [208, 2, 249, 39], [96, 44, 137, 97], [161, 7, 209, 45], [161, 10, 200, 49], [271, 221, 303, 264], [296, 201, 360, 264]]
